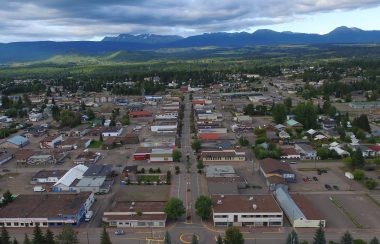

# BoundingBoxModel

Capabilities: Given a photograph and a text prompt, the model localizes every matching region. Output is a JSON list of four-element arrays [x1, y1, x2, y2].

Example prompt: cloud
[[0, 0, 379, 42]]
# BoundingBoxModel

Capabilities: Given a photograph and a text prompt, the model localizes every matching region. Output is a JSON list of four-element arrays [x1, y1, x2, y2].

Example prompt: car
[[114, 230, 125, 235], [289, 161, 297, 164], [333, 185, 339, 190], [303, 178, 308, 182], [324, 184, 332, 190], [2, 169, 10, 172], [313, 176, 319, 181], [308, 177, 313, 182]]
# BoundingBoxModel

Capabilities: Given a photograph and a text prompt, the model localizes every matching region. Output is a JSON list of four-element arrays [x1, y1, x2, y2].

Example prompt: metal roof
[[54, 164, 88, 187], [7, 135, 28, 146], [274, 187, 305, 223], [83, 164, 112, 177]]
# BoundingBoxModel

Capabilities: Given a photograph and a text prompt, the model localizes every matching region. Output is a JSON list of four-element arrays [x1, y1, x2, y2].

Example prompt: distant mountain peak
[[329, 26, 364, 34], [102, 33, 183, 43]]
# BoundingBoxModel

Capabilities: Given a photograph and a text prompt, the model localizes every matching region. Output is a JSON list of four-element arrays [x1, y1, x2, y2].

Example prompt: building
[[0, 151, 13, 165], [259, 158, 296, 189], [206, 165, 247, 194], [103, 201, 167, 228], [1, 135, 29, 148], [212, 194, 283, 227], [274, 187, 325, 228], [151, 123, 177, 133], [150, 148, 173, 163], [349, 101, 380, 109], [31, 170, 67, 184], [129, 111, 153, 118], [280, 147, 301, 160], [73, 151, 100, 165], [28, 112, 43, 122], [40, 135, 63, 149], [75, 164, 113, 193], [201, 150, 245, 164], [286, 119, 303, 130], [321, 118, 337, 130], [0, 192, 94, 227], [102, 127, 123, 137], [295, 144, 317, 159], [52, 164, 88, 192]]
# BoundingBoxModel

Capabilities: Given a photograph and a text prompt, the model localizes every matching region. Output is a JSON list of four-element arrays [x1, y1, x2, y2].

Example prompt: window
[[14, 223, 19, 226], [6, 223, 11, 226], [43, 222, 48, 226]]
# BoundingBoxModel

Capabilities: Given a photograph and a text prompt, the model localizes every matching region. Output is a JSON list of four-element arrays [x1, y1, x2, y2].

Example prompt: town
[[0, 66, 379, 244]]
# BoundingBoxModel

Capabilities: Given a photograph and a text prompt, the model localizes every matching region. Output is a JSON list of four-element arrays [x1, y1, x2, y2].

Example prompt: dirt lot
[[0, 171, 35, 194], [116, 185, 171, 201], [304, 194, 355, 229]]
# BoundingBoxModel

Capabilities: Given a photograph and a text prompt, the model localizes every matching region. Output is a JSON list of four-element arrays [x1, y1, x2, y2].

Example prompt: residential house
[[281, 147, 301, 160], [73, 151, 100, 165], [102, 127, 123, 137], [321, 118, 337, 130], [286, 119, 303, 130], [259, 158, 296, 189], [40, 135, 63, 149], [368, 145, 380, 157], [212, 194, 283, 227], [0, 151, 13, 165], [295, 144, 317, 160], [28, 112, 43, 122]]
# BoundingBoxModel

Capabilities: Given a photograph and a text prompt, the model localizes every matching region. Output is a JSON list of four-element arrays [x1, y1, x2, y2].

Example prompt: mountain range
[[1, 26, 380, 63]]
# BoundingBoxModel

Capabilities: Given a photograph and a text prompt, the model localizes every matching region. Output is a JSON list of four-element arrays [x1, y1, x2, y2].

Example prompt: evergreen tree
[[12, 238, 19, 244], [164, 231, 171, 244], [1, 226, 11, 244], [191, 235, 199, 244], [224, 227, 244, 244], [370, 237, 379, 244], [286, 230, 299, 244], [313, 225, 326, 244], [351, 148, 365, 169], [340, 231, 353, 244], [2, 190, 13, 204], [45, 229, 55, 244], [32, 225, 45, 244], [272, 103, 287, 124], [23, 234, 31, 244], [100, 227, 112, 244], [216, 234, 223, 244]]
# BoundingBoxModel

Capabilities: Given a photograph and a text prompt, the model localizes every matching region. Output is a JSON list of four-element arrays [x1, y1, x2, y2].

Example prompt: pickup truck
[[85, 211, 93, 222]]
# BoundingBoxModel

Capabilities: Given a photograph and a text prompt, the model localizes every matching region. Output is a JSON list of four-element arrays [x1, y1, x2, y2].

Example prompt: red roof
[[129, 111, 153, 116], [369, 145, 380, 152], [192, 100, 205, 105], [199, 133, 220, 140]]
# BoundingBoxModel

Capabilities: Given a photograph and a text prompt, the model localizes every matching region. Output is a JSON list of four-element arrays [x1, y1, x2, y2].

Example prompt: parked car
[[333, 185, 339, 190], [313, 176, 318, 181], [324, 184, 332, 190], [114, 230, 125, 235], [289, 161, 297, 164]]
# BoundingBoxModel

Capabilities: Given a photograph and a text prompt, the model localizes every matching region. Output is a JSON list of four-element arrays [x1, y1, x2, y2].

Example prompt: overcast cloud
[[0, 0, 379, 42]]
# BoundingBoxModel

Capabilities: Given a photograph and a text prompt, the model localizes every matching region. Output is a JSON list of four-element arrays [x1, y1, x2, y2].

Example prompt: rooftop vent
[[220, 195, 224, 198], [252, 204, 257, 210], [129, 206, 134, 210], [217, 200, 223, 205], [249, 196, 254, 201], [131, 202, 135, 206]]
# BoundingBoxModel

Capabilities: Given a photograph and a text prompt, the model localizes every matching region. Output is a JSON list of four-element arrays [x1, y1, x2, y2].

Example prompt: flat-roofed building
[[103, 201, 167, 228], [201, 150, 245, 164], [0, 192, 94, 228], [212, 194, 283, 227]]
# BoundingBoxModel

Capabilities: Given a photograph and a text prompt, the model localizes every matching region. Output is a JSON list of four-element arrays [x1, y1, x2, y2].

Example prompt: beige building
[[201, 150, 245, 164]]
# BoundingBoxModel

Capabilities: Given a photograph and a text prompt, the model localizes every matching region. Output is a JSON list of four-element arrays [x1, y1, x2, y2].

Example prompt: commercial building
[[1, 135, 29, 148], [0, 192, 94, 227], [31, 170, 67, 184], [295, 144, 317, 159], [212, 195, 283, 227], [274, 187, 325, 228], [53, 164, 88, 192], [259, 158, 296, 190], [102, 127, 123, 137], [40, 135, 63, 149], [103, 201, 167, 228], [201, 150, 245, 164], [0, 151, 13, 165]]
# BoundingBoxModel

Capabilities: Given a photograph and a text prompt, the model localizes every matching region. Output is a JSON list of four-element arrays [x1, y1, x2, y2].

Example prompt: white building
[[31, 170, 67, 183], [29, 112, 43, 122], [52, 164, 88, 192], [212, 194, 283, 227], [102, 127, 123, 137], [150, 123, 177, 133]]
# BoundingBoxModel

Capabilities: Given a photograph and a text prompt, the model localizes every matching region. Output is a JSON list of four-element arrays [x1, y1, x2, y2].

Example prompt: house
[[28, 112, 43, 122], [14, 149, 36, 165], [279, 130, 290, 140], [368, 145, 380, 157], [31, 170, 67, 184], [25, 125, 46, 137], [274, 187, 325, 228], [40, 135, 63, 149], [321, 118, 337, 130], [103, 201, 167, 228], [201, 150, 245, 164], [351, 145, 375, 158], [281, 147, 301, 159], [70, 124, 90, 137], [102, 127, 123, 137], [275, 124, 286, 131], [0, 192, 94, 227], [129, 111, 153, 118], [75, 164, 113, 193], [1, 135, 29, 148], [259, 158, 296, 188], [295, 144, 317, 160], [73, 151, 100, 165], [0, 151, 13, 165], [212, 194, 283, 227], [286, 119, 303, 129], [52, 164, 88, 192], [267, 131, 279, 143], [60, 138, 92, 150]]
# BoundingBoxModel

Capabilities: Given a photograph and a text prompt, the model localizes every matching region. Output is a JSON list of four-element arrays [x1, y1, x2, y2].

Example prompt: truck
[[33, 186, 46, 192], [85, 210, 93, 222]]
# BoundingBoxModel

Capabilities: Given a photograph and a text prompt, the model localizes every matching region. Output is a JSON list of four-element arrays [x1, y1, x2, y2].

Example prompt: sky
[[1, 0, 380, 42]]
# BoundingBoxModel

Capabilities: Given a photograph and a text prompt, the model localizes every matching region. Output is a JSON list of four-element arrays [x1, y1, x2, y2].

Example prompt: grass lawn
[[89, 140, 103, 148], [139, 175, 160, 182]]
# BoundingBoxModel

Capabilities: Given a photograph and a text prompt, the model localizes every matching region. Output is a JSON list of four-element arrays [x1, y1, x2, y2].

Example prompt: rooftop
[[32, 170, 67, 179], [212, 194, 282, 213], [7, 135, 28, 146], [109, 201, 166, 213], [83, 164, 112, 177], [260, 158, 294, 174]]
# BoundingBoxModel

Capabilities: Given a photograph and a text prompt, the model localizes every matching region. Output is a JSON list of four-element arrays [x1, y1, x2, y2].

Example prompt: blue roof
[[7, 135, 29, 146], [287, 119, 301, 126], [275, 187, 305, 223]]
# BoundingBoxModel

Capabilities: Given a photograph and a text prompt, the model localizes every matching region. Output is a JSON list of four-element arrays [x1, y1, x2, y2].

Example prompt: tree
[[164, 231, 171, 244], [352, 114, 371, 133], [340, 231, 353, 244], [351, 149, 365, 169], [294, 101, 318, 129], [2, 190, 13, 204], [191, 235, 199, 244], [317, 147, 330, 160], [23, 234, 31, 244], [122, 114, 130, 125], [352, 169, 365, 181], [313, 225, 326, 244], [1, 226, 10, 244], [45, 229, 55, 244], [365, 178, 378, 190], [195, 195, 213, 220], [216, 234, 223, 244], [52, 105, 60, 121], [56, 226, 79, 244], [284, 97, 292, 112], [224, 227, 244, 244], [286, 230, 299, 244], [100, 227, 112, 244], [196, 160, 204, 171], [60, 110, 81, 128], [172, 150, 182, 162], [32, 225, 45, 244], [370, 237, 379, 244], [164, 198, 185, 220], [272, 103, 287, 124], [239, 137, 249, 147], [85, 108, 95, 121], [191, 140, 202, 152], [243, 104, 255, 116], [166, 170, 172, 184], [12, 238, 19, 244]]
